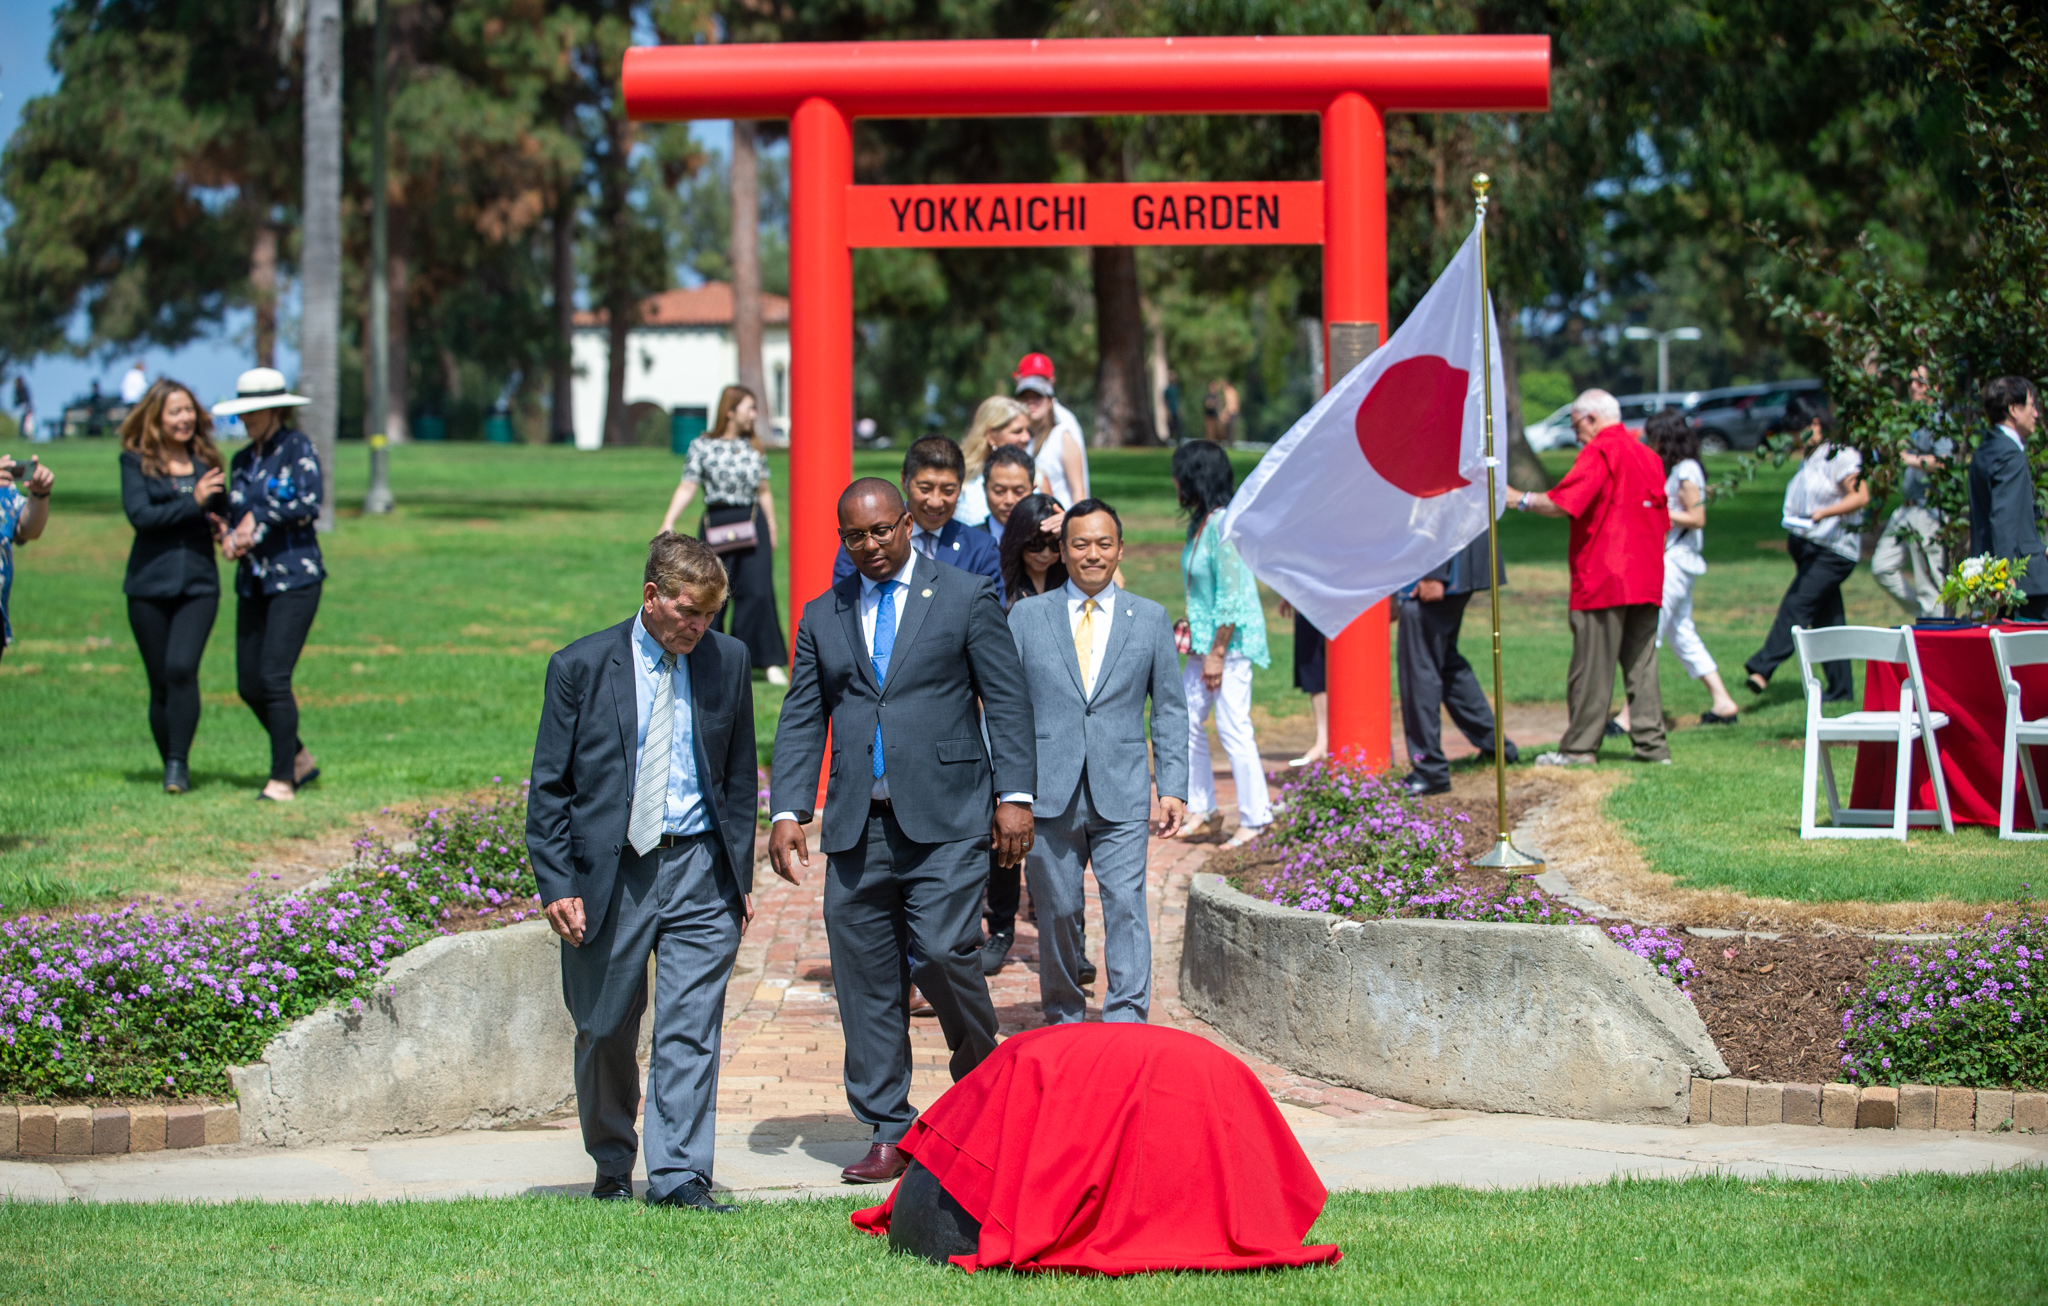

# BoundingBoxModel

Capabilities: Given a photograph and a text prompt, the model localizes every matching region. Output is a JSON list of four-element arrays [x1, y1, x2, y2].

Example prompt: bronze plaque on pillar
[[1327, 321, 1381, 388]]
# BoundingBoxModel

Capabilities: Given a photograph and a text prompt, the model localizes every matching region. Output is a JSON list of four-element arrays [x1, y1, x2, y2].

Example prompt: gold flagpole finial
[[1472, 172, 1491, 197]]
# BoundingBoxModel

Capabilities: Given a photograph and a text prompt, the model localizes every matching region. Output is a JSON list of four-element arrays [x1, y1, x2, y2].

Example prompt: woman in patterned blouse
[[658, 385, 788, 684], [214, 368, 325, 802], [1171, 440, 1270, 849]]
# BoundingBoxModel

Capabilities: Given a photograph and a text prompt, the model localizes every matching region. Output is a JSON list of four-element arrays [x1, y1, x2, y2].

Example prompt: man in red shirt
[[1509, 390, 1672, 766]]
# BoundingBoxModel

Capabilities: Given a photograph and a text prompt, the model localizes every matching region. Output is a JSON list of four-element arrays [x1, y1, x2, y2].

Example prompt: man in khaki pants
[[1506, 390, 1673, 767]]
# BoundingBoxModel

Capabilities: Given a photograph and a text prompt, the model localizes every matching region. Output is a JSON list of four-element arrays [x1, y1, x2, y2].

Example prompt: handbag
[[704, 514, 759, 555]]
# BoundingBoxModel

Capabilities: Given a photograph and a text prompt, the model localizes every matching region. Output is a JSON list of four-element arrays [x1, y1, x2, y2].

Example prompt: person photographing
[[0, 451, 54, 666]]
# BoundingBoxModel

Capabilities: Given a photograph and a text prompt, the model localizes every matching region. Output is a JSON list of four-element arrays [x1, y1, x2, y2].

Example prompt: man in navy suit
[[1970, 375, 2048, 620], [832, 437, 1002, 586]]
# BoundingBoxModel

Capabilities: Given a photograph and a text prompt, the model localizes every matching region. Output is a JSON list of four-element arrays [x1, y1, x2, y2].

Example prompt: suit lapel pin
[[922, 588, 932, 598]]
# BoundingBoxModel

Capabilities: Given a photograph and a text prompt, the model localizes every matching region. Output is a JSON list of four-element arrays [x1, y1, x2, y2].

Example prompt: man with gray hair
[[1506, 389, 1672, 766], [527, 532, 760, 1211]]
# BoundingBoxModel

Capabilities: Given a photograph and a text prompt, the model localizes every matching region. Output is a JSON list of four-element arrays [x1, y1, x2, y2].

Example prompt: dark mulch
[[1682, 932, 1879, 1084]]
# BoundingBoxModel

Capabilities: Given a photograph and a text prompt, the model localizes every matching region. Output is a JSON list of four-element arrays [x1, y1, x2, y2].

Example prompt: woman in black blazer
[[118, 379, 227, 794]]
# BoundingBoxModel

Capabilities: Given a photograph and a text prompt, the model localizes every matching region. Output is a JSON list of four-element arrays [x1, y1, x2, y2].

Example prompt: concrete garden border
[[229, 920, 580, 1147], [1179, 873, 1729, 1124]]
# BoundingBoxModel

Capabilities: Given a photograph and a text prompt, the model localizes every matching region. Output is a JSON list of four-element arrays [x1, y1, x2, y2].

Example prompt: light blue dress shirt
[[633, 614, 710, 836]]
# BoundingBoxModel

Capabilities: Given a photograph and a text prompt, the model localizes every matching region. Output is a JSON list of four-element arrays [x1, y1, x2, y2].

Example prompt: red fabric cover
[[849, 1023, 1342, 1275], [1848, 623, 2048, 828], [1544, 423, 1669, 610]]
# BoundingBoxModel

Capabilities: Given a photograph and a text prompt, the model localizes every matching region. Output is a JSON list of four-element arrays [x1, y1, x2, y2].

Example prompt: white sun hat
[[212, 367, 311, 417]]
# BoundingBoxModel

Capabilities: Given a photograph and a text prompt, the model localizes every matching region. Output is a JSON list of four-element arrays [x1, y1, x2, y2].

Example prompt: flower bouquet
[[1938, 553, 2029, 621]]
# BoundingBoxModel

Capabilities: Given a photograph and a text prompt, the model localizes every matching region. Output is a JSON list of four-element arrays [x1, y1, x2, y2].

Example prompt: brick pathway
[[710, 769, 1422, 1134]]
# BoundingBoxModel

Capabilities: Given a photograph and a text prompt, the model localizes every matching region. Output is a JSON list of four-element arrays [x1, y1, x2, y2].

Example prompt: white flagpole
[[1467, 173, 1544, 875]]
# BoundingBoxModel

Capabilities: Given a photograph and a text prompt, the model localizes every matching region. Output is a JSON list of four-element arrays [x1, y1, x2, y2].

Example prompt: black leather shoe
[[592, 1173, 633, 1202], [1503, 740, 1521, 764], [163, 760, 191, 794], [1402, 773, 1450, 796], [979, 929, 1013, 976], [650, 1179, 736, 1212], [1078, 959, 1098, 987]]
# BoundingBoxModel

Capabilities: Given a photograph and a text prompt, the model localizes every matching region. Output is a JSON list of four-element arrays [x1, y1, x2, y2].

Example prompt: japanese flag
[[1224, 217, 1508, 637]]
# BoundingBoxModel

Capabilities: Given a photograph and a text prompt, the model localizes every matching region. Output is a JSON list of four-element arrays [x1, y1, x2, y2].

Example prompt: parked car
[[1685, 379, 1824, 453], [1522, 391, 1696, 451]]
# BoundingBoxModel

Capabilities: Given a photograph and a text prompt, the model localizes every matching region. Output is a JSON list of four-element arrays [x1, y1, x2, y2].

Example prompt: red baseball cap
[[1012, 353, 1056, 383]]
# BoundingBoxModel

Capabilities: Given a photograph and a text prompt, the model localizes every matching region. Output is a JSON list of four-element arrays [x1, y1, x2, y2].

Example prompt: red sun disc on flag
[[1354, 355, 1473, 499]]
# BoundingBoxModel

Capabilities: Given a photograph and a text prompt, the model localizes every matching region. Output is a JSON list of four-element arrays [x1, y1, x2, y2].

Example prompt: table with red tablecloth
[[1847, 623, 2048, 829]]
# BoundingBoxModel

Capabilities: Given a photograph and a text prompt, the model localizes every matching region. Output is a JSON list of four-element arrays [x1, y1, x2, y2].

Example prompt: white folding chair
[[1989, 629, 2048, 841], [1792, 625, 1954, 840]]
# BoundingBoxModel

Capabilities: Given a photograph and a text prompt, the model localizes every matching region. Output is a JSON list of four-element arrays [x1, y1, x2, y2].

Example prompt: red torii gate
[[624, 36, 1550, 766]]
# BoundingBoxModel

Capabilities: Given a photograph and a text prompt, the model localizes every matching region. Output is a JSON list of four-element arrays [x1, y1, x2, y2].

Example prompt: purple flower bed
[[1248, 759, 1578, 926], [1838, 899, 2044, 1089], [1606, 924, 1698, 995], [0, 787, 538, 1101]]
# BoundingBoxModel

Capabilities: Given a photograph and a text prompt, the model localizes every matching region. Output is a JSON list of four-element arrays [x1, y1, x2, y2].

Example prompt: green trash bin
[[670, 407, 708, 457], [484, 412, 514, 444], [414, 413, 446, 442]]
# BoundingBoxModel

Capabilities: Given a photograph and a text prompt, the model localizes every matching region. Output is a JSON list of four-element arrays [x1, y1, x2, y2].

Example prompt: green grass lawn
[[1, 1173, 2040, 1304], [2, 437, 2029, 911]]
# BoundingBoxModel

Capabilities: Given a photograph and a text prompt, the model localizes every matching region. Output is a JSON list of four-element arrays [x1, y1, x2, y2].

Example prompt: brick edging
[[0, 1102, 239, 1157], [1690, 1078, 2041, 1132]]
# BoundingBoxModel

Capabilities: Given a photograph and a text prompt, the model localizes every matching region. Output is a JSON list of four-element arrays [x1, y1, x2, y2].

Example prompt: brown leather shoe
[[841, 1141, 910, 1185]]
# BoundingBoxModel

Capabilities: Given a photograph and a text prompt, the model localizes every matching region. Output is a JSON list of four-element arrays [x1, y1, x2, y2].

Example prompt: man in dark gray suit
[[1009, 498, 1187, 1024], [527, 533, 758, 1212], [1969, 375, 2048, 620], [1397, 530, 1518, 796], [768, 478, 1036, 1184]]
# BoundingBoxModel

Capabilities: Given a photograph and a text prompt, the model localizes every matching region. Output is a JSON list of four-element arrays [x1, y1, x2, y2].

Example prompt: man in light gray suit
[[768, 478, 1037, 1184], [527, 534, 759, 1212], [1009, 498, 1188, 1024]]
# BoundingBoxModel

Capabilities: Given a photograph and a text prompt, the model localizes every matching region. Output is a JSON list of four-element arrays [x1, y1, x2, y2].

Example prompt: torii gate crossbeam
[[624, 36, 1551, 767]]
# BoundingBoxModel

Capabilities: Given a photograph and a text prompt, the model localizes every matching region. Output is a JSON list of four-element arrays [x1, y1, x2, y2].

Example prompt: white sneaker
[[1533, 751, 1597, 767]]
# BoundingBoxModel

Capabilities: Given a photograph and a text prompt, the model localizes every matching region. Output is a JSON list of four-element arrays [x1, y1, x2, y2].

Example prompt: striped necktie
[[628, 651, 676, 856]]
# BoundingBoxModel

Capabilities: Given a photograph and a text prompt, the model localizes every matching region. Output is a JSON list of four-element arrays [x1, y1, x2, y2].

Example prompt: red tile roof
[[572, 281, 789, 329]]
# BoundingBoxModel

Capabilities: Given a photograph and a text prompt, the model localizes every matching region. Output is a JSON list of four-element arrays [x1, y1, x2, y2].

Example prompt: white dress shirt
[[1063, 578, 1117, 698], [2002, 423, 2027, 453], [772, 552, 1029, 822]]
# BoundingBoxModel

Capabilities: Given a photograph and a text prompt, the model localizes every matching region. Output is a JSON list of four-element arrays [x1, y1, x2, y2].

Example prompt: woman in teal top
[[1172, 441, 1270, 848]]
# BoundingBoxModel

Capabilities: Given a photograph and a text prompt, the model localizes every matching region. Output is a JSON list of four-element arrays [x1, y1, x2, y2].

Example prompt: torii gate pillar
[[627, 37, 1550, 769]]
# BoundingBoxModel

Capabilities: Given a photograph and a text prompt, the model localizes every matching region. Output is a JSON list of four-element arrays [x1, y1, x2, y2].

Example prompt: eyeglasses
[[837, 513, 908, 548]]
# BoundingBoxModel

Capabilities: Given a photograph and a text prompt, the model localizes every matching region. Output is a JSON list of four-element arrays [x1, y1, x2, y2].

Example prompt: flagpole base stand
[[1471, 837, 1544, 874]]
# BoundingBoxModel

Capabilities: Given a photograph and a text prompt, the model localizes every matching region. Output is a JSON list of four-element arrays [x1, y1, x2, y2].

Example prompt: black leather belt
[[868, 798, 893, 817], [654, 831, 706, 848]]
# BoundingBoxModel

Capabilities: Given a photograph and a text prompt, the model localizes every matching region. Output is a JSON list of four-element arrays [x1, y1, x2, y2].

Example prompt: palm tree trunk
[[1494, 292, 1550, 491], [300, 0, 343, 530], [550, 187, 576, 443], [386, 202, 410, 444], [1083, 122, 1156, 448], [249, 212, 278, 369], [731, 120, 766, 440]]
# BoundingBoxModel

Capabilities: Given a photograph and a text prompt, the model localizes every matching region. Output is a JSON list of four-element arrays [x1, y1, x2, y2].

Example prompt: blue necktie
[[871, 581, 897, 779]]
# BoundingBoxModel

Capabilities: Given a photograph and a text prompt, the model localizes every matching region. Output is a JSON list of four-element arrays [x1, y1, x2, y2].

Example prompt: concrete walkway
[[7, 760, 2042, 1205]]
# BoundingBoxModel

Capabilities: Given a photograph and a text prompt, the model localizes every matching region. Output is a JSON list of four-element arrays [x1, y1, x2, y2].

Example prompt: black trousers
[[1746, 536, 1856, 700], [1397, 592, 1500, 786], [983, 850, 1020, 938], [128, 592, 220, 767], [825, 809, 999, 1142], [236, 584, 320, 783], [702, 504, 788, 671]]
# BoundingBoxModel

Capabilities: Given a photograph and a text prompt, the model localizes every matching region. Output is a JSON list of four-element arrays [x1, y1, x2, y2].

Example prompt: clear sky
[[0, 1, 732, 427]]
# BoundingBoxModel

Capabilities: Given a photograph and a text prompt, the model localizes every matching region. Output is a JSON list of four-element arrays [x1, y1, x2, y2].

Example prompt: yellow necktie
[[1074, 598, 1097, 688]]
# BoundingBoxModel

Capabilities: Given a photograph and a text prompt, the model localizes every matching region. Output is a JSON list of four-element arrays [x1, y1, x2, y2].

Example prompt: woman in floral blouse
[[214, 368, 325, 802], [1171, 440, 1270, 849], [658, 385, 788, 683]]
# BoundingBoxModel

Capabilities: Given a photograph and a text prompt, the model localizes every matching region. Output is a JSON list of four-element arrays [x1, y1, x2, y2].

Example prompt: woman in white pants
[[1619, 410, 1741, 731], [1172, 441, 1272, 849]]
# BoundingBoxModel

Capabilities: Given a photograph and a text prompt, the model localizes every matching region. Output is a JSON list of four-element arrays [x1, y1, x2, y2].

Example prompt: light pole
[[363, 0, 396, 515], [1624, 325, 1702, 395]]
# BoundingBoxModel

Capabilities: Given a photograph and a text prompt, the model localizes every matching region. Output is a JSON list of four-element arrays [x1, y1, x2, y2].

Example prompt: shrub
[[1248, 757, 1576, 925], [1838, 899, 2044, 1089], [0, 786, 538, 1101]]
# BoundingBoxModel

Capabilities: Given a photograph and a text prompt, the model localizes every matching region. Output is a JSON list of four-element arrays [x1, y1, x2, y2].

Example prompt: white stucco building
[[569, 282, 790, 450]]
